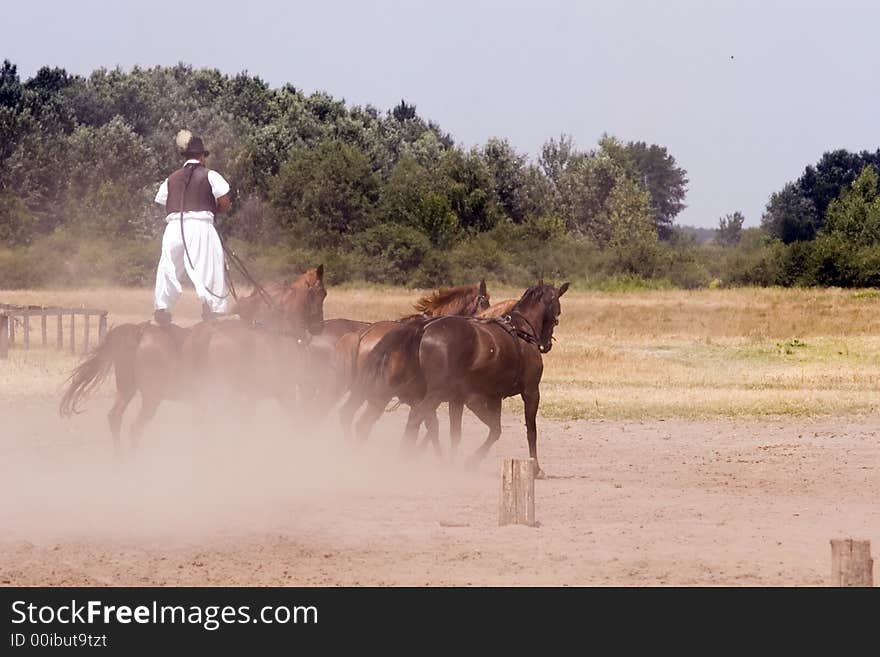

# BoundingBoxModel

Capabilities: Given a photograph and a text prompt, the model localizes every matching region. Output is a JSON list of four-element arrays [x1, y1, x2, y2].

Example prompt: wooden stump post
[[9, 313, 14, 346], [69, 313, 76, 355], [830, 539, 873, 587], [499, 458, 537, 527], [98, 313, 108, 343], [41, 313, 47, 347], [0, 314, 8, 359], [56, 312, 63, 350]]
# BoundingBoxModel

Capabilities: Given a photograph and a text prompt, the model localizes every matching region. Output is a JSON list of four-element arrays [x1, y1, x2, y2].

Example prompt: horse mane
[[412, 284, 479, 316], [477, 298, 517, 319]]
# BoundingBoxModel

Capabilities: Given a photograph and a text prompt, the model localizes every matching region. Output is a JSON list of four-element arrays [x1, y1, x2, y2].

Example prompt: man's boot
[[154, 308, 172, 327]]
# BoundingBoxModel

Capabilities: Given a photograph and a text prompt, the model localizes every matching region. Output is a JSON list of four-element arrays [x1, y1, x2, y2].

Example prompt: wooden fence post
[[830, 539, 873, 587], [83, 313, 90, 353], [9, 313, 15, 346], [56, 312, 63, 350], [499, 458, 537, 526], [0, 314, 8, 359], [41, 312, 47, 347], [22, 308, 29, 350], [69, 313, 76, 355]]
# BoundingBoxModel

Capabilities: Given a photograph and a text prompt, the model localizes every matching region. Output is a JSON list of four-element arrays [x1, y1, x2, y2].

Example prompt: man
[[153, 130, 232, 326]]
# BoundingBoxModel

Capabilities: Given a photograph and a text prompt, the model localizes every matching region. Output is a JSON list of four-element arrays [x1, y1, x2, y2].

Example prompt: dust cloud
[[0, 399, 486, 544]]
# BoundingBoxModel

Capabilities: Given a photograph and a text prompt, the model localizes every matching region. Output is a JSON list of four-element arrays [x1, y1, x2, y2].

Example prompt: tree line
[[0, 60, 878, 289]]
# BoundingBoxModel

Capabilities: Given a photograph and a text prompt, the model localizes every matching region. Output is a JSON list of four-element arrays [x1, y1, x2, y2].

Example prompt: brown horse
[[59, 266, 327, 454], [364, 281, 568, 476], [337, 281, 490, 441]]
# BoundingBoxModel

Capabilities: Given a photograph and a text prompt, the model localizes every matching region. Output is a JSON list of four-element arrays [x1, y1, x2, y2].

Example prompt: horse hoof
[[535, 468, 547, 480]]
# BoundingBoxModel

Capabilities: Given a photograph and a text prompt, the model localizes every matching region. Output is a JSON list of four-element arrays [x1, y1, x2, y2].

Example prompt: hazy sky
[[5, 0, 879, 228]]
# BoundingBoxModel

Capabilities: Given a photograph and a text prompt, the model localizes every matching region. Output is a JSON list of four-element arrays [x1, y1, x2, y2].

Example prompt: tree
[[621, 141, 688, 240], [391, 99, 418, 122], [557, 144, 655, 250], [269, 140, 379, 246], [761, 182, 819, 243], [823, 165, 880, 244], [482, 137, 530, 222], [539, 134, 574, 187], [763, 149, 880, 242], [716, 212, 745, 246]]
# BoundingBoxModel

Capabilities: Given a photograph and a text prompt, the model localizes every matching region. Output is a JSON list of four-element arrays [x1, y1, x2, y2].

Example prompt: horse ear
[[316, 263, 324, 279], [479, 279, 486, 296], [558, 282, 570, 297]]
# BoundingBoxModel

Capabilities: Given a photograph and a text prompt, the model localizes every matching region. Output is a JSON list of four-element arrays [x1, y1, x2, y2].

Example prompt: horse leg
[[107, 386, 136, 459], [338, 390, 364, 441], [465, 396, 502, 468], [354, 397, 386, 443], [129, 393, 161, 455], [448, 398, 464, 461], [417, 408, 442, 459], [522, 386, 544, 479], [402, 392, 443, 456]]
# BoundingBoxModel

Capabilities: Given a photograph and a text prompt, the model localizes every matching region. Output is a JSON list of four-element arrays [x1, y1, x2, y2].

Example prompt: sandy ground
[[1, 397, 878, 587]]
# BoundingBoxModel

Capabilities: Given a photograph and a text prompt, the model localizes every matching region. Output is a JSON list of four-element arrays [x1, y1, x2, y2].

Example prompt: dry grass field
[[3, 284, 880, 419]]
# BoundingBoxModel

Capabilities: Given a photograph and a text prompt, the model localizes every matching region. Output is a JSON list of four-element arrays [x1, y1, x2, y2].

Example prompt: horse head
[[281, 264, 326, 336], [232, 265, 326, 337], [512, 280, 569, 353]]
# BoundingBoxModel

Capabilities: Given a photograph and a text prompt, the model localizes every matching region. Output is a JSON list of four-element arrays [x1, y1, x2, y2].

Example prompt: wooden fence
[[0, 304, 108, 359]]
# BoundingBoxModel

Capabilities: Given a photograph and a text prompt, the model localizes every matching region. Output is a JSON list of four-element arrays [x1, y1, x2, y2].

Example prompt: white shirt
[[155, 159, 231, 222]]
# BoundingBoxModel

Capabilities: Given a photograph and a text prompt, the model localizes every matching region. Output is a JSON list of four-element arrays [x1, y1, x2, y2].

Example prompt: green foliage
[[823, 166, 880, 244], [269, 140, 379, 245], [716, 212, 745, 246], [620, 140, 689, 239], [0, 191, 36, 245], [763, 149, 880, 243], [352, 223, 431, 285]]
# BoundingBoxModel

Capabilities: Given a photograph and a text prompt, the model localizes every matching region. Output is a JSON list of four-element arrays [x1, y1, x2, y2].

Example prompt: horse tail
[[359, 318, 431, 392], [59, 323, 146, 417]]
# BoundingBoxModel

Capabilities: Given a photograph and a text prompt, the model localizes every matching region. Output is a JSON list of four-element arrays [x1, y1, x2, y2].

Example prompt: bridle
[[503, 310, 549, 352]]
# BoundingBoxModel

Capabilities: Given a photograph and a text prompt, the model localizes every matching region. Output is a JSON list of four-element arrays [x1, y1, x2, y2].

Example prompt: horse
[[337, 281, 490, 441], [177, 267, 327, 417], [59, 266, 326, 455], [343, 293, 519, 456], [363, 281, 568, 477]]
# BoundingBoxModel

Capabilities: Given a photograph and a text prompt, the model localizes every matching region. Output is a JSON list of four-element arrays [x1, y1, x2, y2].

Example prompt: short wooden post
[[499, 458, 537, 526], [22, 308, 30, 350], [830, 539, 873, 587], [98, 313, 108, 342], [41, 312, 47, 347], [56, 312, 63, 350], [0, 314, 8, 359], [69, 313, 76, 355], [83, 313, 90, 353], [9, 313, 15, 345]]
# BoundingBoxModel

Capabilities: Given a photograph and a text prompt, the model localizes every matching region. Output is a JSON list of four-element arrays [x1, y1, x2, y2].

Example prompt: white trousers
[[154, 218, 228, 314]]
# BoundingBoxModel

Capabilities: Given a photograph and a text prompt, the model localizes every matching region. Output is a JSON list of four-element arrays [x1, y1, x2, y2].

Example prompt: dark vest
[[165, 164, 217, 215]]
